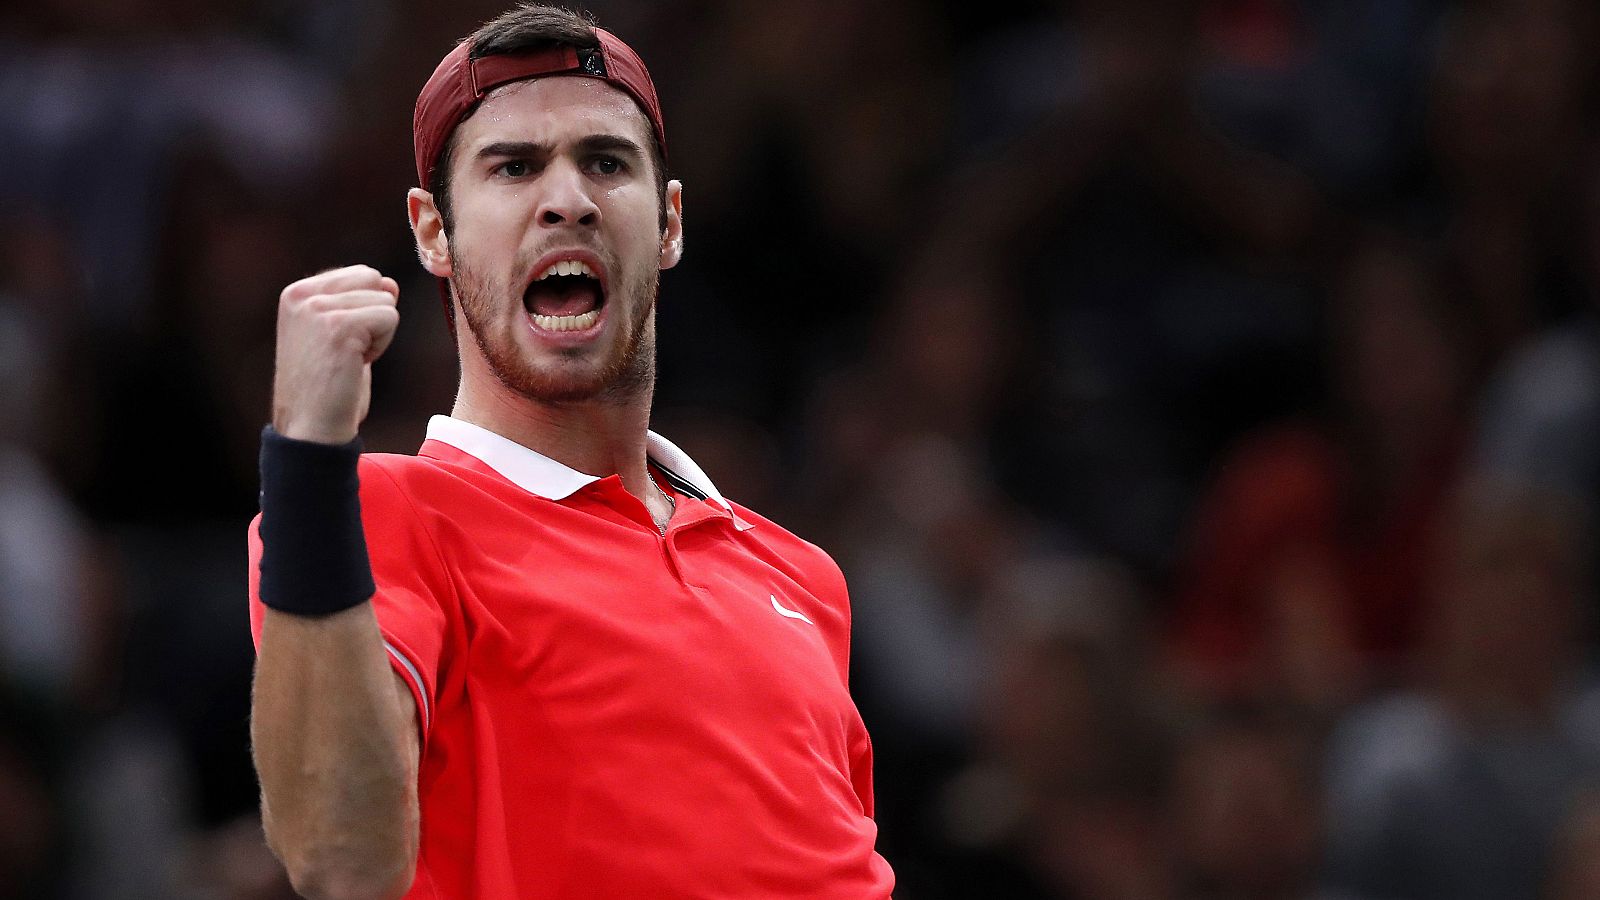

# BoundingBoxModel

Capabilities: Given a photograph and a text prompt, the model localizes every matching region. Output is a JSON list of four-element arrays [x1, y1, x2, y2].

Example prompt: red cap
[[412, 27, 667, 189]]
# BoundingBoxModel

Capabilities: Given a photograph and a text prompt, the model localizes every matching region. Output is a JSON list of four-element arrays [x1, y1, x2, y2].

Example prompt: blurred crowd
[[3, 0, 1600, 897]]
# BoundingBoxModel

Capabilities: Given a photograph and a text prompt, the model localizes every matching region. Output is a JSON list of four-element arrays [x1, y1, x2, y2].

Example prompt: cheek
[[457, 210, 518, 253], [603, 186, 666, 246], [450, 219, 520, 283], [453, 182, 531, 242]]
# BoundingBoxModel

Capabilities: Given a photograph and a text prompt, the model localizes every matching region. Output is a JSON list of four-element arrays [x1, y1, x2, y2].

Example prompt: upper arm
[[251, 458, 455, 746], [359, 460, 455, 744]]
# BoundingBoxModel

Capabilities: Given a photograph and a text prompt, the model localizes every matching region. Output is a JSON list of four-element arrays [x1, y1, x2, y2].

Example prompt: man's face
[[429, 76, 681, 405]]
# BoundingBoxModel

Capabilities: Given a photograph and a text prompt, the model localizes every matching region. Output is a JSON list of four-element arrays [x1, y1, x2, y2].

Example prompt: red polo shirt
[[248, 416, 894, 898]]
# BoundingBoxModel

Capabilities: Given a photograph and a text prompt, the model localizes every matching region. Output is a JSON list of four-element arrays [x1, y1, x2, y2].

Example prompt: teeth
[[531, 309, 601, 332], [534, 259, 596, 281]]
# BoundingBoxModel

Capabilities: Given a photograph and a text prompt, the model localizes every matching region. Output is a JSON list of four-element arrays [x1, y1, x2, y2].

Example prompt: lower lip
[[523, 304, 608, 346]]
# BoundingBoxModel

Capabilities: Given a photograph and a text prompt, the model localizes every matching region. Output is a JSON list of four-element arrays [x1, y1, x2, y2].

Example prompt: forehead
[[454, 76, 654, 153]]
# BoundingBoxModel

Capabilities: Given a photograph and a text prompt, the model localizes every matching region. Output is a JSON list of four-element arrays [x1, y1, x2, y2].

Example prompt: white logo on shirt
[[770, 594, 814, 625]]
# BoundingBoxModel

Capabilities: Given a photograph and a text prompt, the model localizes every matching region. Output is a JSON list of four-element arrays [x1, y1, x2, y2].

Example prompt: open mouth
[[524, 258, 606, 332]]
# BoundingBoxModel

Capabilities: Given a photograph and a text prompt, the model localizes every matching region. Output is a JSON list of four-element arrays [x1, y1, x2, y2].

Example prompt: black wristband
[[257, 425, 376, 616]]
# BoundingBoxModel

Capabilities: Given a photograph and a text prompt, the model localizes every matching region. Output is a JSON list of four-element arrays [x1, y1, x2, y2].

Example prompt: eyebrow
[[474, 134, 648, 162]]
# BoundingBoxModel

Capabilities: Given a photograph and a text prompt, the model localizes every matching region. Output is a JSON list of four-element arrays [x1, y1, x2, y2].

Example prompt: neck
[[451, 371, 671, 527]]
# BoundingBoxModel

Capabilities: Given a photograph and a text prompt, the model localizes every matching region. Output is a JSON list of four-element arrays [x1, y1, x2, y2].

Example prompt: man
[[246, 5, 895, 898]]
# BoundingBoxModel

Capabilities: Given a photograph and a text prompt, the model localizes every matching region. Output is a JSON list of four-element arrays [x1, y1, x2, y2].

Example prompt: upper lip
[[524, 248, 610, 302]]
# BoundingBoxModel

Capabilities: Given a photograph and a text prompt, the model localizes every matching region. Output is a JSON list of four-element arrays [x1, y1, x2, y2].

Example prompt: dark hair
[[428, 3, 669, 234]]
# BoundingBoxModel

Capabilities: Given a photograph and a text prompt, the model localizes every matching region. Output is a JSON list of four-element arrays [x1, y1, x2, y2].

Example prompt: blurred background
[[3, 0, 1600, 897]]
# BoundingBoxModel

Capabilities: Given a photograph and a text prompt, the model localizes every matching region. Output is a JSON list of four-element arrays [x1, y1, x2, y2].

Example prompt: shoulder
[[354, 451, 495, 552], [729, 501, 851, 613], [354, 453, 437, 520], [733, 502, 847, 578], [728, 501, 857, 671], [356, 449, 507, 510], [358, 450, 451, 491]]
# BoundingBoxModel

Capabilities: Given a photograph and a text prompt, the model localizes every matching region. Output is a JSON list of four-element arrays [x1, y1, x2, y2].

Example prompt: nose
[[535, 161, 600, 228]]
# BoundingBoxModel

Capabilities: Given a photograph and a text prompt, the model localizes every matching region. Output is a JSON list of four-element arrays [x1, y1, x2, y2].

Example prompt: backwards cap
[[412, 26, 667, 189]]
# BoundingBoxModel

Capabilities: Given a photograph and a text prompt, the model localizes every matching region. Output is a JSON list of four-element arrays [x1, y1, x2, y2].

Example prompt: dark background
[[3, 0, 1600, 897]]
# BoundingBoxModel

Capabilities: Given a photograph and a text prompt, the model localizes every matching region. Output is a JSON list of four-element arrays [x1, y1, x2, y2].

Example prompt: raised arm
[[250, 265, 419, 900]]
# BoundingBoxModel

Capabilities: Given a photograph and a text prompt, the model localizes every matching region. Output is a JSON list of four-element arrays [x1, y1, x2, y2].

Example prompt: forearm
[[254, 265, 414, 898], [252, 603, 419, 900]]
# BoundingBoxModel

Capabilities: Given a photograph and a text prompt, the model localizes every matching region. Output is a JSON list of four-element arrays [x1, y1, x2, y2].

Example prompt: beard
[[450, 248, 657, 406]]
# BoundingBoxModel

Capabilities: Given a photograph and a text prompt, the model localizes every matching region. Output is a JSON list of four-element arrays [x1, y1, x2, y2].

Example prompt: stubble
[[450, 250, 658, 406]]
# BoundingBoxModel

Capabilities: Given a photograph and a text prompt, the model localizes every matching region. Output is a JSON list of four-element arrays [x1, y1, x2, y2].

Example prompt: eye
[[589, 155, 624, 176], [496, 160, 530, 178]]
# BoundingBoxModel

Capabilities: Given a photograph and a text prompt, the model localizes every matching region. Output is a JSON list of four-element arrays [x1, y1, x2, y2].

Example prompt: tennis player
[[246, 4, 894, 898]]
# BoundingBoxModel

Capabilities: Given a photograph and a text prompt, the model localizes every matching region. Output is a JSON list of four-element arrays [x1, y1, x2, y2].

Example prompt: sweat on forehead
[[463, 77, 653, 144], [441, 78, 656, 194]]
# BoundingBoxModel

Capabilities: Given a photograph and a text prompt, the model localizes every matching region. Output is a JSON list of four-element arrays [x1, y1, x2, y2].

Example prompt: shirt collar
[[423, 415, 739, 518]]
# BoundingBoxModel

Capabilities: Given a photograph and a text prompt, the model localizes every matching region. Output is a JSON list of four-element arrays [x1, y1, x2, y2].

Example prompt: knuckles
[[279, 265, 390, 306], [276, 268, 400, 365]]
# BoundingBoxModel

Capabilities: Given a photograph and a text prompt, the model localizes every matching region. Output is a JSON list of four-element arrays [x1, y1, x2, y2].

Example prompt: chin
[[513, 362, 618, 403], [453, 255, 657, 406], [483, 317, 654, 406]]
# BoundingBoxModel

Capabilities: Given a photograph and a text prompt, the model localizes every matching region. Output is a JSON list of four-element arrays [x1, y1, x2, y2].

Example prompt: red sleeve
[[247, 454, 454, 748], [849, 725, 876, 819], [813, 550, 855, 689], [813, 545, 875, 818]]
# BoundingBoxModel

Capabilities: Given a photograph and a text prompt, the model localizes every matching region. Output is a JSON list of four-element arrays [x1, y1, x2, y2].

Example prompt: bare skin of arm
[[251, 265, 420, 900], [253, 611, 421, 899]]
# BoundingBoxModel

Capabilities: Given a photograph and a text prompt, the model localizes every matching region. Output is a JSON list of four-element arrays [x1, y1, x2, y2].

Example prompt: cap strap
[[468, 46, 582, 99]]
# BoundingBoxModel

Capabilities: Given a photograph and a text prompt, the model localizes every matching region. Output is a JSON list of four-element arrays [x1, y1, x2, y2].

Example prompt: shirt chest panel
[[436, 494, 854, 761]]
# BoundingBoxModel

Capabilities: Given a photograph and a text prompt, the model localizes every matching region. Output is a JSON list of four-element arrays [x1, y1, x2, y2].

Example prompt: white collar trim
[[424, 415, 732, 512]]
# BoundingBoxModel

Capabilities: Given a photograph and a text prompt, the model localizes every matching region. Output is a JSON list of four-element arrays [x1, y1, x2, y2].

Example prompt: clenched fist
[[272, 265, 401, 445]]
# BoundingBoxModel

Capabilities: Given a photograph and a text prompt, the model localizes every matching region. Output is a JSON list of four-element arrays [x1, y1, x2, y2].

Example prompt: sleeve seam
[[384, 640, 432, 734], [363, 457, 463, 741]]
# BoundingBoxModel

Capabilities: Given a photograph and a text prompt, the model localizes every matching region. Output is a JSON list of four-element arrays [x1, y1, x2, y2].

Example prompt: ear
[[408, 188, 453, 277], [659, 180, 685, 270]]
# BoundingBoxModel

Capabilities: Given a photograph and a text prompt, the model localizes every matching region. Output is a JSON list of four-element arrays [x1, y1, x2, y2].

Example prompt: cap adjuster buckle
[[577, 48, 607, 77]]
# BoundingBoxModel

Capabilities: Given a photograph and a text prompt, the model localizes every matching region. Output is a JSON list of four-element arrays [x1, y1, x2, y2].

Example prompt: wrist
[[272, 412, 358, 446], [258, 425, 375, 616]]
